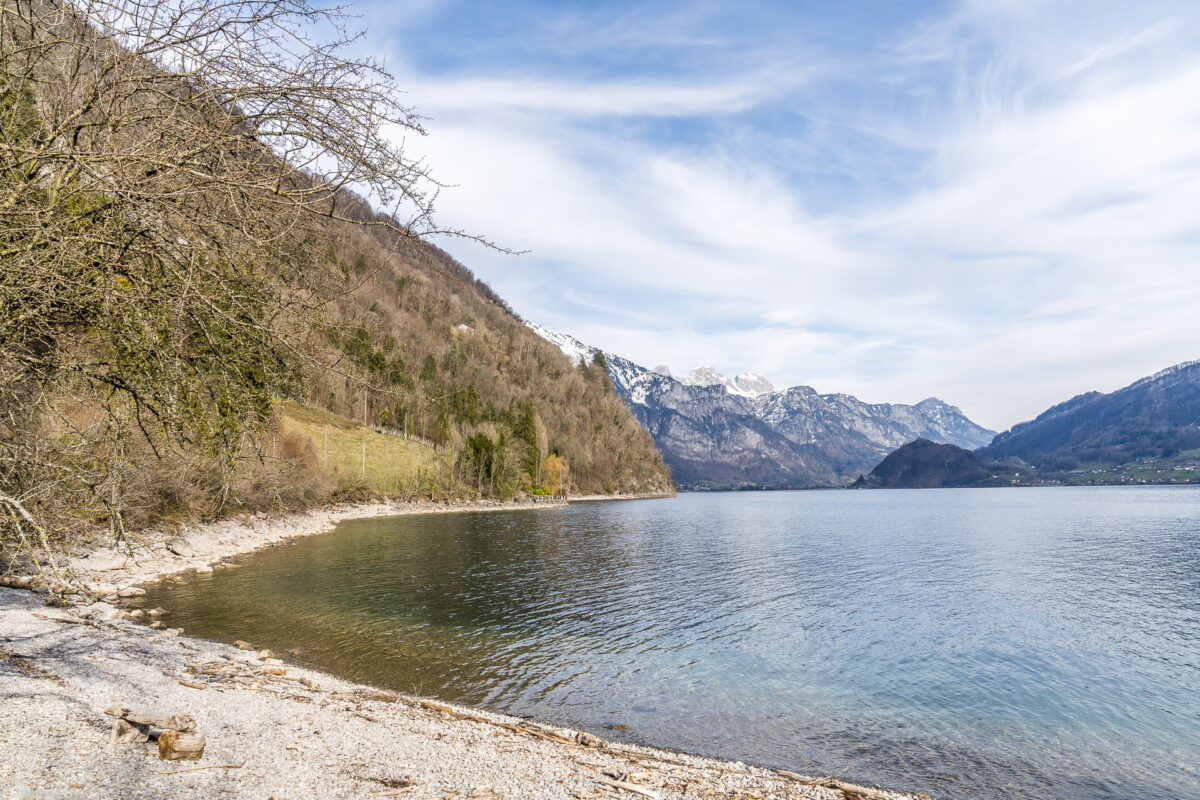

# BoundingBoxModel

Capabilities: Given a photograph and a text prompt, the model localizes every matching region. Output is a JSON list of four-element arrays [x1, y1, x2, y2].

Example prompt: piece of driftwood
[[157, 761, 243, 774], [596, 775, 661, 799], [416, 699, 592, 747], [158, 729, 206, 761], [0, 575, 38, 590], [774, 770, 899, 800], [31, 612, 90, 625], [110, 718, 151, 744], [104, 705, 196, 732]]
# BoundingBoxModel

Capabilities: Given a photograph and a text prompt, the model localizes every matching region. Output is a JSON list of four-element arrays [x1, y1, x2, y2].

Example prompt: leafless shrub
[[0, 0, 489, 585]]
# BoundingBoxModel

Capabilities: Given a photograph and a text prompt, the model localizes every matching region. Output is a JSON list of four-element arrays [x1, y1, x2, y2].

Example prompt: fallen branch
[[775, 769, 898, 800], [157, 761, 245, 775], [596, 776, 661, 799], [32, 612, 89, 625], [0, 490, 79, 597]]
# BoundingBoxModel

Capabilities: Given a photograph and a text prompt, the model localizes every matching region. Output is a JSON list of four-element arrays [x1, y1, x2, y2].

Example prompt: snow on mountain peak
[[523, 321, 780, 400], [680, 366, 774, 397], [524, 321, 596, 366], [735, 372, 775, 396], [681, 366, 726, 387]]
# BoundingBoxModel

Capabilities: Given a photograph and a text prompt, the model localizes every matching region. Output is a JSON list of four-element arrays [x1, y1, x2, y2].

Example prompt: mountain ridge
[[527, 323, 996, 488], [980, 358, 1200, 469], [860, 358, 1200, 488]]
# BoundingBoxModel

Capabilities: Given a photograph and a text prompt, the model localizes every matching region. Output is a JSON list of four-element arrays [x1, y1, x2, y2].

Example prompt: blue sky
[[353, 0, 1200, 431]]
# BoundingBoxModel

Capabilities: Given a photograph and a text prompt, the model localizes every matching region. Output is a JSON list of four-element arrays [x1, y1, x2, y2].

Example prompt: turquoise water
[[141, 488, 1200, 799]]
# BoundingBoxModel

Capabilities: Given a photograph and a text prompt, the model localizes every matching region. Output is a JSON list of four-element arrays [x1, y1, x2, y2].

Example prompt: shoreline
[[567, 492, 676, 502], [1, 500, 928, 800], [68, 497, 568, 594]]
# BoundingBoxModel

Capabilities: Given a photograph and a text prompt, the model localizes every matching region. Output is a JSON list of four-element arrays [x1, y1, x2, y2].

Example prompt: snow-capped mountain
[[678, 366, 775, 397], [526, 322, 996, 488]]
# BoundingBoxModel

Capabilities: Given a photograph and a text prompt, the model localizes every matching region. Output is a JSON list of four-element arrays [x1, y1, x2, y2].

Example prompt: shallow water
[[142, 488, 1200, 800]]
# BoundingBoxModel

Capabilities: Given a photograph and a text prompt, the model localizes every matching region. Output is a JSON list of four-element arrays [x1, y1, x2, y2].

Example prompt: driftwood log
[[775, 769, 903, 800], [110, 718, 150, 744], [158, 730, 207, 761], [104, 705, 196, 732], [0, 575, 39, 590], [596, 776, 661, 799], [105, 705, 204, 760]]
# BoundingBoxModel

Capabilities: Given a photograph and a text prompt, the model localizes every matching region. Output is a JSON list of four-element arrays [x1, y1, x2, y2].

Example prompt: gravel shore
[[65, 498, 569, 594], [2, 501, 928, 800]]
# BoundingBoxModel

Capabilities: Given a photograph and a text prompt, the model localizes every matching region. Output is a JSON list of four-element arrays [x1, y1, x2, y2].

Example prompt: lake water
[[140, 488, 1200, 800]]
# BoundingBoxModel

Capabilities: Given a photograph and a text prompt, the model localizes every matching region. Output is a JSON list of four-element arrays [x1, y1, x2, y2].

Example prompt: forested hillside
[[980, 360, 1200, 469], [299, 209, 672, 500], [0, 0, 669, 573]]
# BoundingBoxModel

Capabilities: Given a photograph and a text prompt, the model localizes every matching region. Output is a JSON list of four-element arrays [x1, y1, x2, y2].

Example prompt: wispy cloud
[[359, 0, 1200, 431]]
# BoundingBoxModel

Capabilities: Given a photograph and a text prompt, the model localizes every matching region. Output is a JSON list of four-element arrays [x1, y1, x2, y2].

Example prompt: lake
[[140, 488, 1200, 800]]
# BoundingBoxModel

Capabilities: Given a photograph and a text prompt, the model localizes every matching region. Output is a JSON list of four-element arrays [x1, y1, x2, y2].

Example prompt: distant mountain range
[[858, 359, 1200, 488], [980, 359, 1200, 468], [528, 323, 995, 488]]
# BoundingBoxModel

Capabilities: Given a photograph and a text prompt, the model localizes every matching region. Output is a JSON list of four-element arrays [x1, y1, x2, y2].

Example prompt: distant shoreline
[[568, 491, 676, 501]]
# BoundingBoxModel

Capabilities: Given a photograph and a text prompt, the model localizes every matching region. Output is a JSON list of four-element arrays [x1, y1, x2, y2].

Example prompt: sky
[[349, 0, 1200, 432]]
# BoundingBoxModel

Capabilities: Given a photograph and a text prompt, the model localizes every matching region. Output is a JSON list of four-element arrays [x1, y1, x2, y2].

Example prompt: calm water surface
[[142, 488, 1200, 800]]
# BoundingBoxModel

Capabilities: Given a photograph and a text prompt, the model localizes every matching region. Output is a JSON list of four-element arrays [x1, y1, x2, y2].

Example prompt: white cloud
[[376, 1, 1200, 431], [398, 70, 813, 118]]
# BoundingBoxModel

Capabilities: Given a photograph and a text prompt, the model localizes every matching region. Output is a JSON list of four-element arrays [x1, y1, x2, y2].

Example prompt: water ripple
[[143, 487, 1200, 800]]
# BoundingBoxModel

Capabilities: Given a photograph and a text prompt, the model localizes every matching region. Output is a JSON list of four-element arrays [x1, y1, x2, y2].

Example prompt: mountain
[[853, 439, 993, 488], [528, 324, 996, 488], [979, 359, 1200, 470], [679, 367, 776, 397]]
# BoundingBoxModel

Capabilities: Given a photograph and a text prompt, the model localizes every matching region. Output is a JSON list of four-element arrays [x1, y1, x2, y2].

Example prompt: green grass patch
[[278, 399, 446, 493]]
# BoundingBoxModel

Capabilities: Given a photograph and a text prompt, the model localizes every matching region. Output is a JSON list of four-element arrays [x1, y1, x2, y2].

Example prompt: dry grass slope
[[277, 400, 447, 497]]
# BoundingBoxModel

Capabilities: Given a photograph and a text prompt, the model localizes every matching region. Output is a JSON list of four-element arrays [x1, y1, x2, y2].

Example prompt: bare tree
[[0, 0, 478, 584]]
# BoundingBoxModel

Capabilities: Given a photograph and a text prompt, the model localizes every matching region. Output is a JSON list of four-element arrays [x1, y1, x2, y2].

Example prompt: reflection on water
[[142, 488, 1200, 800]]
